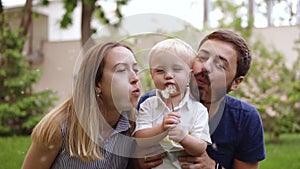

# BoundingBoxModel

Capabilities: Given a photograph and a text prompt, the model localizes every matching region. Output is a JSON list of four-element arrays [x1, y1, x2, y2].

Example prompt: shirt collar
[[156, 87, 193, 111]]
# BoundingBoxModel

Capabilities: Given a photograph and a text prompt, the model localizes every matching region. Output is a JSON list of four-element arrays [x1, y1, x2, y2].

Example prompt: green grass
[[0, 133, 299, 169], [260, 133, 300, 169], [0, 136, 31, 169]]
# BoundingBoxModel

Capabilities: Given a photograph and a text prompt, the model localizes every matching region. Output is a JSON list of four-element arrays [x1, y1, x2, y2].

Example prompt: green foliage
[[0, 16, 57, 136], [212, 0, 300, 143], [233, 39, 300, 143]]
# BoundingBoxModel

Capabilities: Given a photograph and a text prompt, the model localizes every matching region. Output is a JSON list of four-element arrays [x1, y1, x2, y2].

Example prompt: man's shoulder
[[224, 95, 261, 121], [225, 94, 257, 112], [136, 89, 157, 110]]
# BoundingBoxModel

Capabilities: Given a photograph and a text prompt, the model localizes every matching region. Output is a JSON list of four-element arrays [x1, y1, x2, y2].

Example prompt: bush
[[0, 14, 57, 136]]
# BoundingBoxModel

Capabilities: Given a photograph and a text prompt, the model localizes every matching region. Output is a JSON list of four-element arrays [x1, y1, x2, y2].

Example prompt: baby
[[134, 38, 211, 169]]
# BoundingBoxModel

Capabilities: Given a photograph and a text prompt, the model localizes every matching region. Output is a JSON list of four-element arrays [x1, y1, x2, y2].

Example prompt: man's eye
[[197, 55, 208, 62], [216, 62, 225, 70]]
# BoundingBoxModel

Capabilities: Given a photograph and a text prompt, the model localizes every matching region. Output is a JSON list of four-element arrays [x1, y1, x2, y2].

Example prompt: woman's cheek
[[111, 76, 132, 111]]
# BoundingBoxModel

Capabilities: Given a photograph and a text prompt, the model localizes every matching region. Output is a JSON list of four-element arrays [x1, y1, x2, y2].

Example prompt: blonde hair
[[31, 42, 133, 162], [148, 38, 196, 67]]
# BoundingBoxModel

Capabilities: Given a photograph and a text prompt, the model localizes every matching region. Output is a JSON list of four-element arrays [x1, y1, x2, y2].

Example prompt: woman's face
[[99, 46, 141, 112]]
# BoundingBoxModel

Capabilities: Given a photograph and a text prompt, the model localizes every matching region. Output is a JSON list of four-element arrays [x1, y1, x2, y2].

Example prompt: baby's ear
[[230, 76, 244, 91]]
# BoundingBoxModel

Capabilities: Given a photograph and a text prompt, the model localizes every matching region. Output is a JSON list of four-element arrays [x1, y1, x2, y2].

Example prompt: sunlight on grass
[[0, 133, 299, 169], [260, 133, 300, 169], [0, 136, 31, 169]]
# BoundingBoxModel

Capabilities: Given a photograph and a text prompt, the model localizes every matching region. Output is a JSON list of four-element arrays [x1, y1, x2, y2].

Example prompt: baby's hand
[[161, 112, 180, 131], [169, 125, 188, 143]]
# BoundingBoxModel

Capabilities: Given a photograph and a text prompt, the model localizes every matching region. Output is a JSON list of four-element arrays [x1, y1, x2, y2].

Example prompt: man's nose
[[193, 60, 210, 74]]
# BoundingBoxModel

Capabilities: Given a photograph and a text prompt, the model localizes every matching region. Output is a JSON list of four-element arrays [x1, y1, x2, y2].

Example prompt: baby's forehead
[[149, 50, 192, 67]]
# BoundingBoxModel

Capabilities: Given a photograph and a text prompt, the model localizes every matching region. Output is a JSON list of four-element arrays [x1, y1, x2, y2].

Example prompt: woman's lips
[[132, 88, 141, 97]]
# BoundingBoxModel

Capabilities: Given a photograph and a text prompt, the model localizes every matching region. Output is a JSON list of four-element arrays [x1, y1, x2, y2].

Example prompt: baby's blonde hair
[[148, 38, 196, 67]]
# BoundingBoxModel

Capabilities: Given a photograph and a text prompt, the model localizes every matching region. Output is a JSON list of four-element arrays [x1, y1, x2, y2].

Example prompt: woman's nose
[[130, 72, 139, 84]]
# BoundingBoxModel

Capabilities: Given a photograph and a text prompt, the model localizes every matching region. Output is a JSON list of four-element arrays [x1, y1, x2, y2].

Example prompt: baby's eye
[[173, 67, 182, 72], [155, 68, 164, 73]]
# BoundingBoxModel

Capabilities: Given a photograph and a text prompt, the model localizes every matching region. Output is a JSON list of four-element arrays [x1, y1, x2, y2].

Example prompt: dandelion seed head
[[161, 85, 176, 99]]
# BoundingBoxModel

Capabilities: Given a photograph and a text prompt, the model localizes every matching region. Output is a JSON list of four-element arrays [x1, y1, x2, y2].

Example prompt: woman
[[22, 42, 141, 169]]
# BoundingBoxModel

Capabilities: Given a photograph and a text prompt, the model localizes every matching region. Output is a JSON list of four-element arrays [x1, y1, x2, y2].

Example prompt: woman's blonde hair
[[32, 42, 133, 161]]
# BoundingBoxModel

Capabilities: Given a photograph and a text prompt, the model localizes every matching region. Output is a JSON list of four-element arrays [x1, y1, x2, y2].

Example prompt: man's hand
[[178, 150, 215, 169], [136, 153, 166, 169], [133, 144, 167, 169], [168, 124, 188, 143]]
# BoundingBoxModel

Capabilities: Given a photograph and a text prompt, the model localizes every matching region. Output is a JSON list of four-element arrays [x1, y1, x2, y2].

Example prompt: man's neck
[[201, 96, 226, 120]]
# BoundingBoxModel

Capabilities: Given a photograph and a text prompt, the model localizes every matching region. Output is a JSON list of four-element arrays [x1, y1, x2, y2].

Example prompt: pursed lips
[[195, 73, 210, 86], [131, 87, 141, 97]]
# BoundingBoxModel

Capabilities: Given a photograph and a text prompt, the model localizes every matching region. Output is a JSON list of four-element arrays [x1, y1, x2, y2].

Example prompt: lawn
[[0, 133, 299, 169], [0, 136, 31, 169], [260, 133, 300, 169]]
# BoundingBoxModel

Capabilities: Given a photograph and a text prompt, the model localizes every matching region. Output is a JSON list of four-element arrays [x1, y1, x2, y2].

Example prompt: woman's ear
[[230, 76, 244, 91], [95, 83, 102, 96]]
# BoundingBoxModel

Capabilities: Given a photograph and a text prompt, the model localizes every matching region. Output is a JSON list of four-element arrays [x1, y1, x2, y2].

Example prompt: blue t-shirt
[[137, 90, 266, 169]]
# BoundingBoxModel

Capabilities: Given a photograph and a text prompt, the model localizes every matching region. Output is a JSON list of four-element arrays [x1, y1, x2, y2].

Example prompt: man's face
[[192, 39, 238, 103]]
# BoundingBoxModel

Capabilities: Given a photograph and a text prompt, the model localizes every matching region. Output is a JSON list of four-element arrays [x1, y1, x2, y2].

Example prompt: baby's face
[[150, 51, 191, 96]]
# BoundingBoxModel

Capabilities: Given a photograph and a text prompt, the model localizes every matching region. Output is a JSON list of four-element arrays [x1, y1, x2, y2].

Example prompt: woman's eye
[[116, 67, 126, 72]]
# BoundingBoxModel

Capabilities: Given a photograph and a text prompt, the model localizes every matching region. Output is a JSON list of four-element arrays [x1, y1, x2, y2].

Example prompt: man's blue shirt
[[137, 90, 266, 169]]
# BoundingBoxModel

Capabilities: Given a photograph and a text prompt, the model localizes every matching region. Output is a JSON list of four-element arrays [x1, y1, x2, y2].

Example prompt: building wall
[[252, 26, 299, 68], [35, 26, 299, 106], [34, 40, 81, 105]]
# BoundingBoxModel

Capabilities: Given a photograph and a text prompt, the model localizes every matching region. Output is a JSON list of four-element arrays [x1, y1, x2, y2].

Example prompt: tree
[[0, 6, 57, 135], [41, 0, 128, 46], [212, 0, 300, 143]]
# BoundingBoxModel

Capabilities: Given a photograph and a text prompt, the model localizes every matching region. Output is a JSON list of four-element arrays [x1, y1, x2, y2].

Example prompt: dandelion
[[161, 85, 176, 99], [161, 85, 176, 111]]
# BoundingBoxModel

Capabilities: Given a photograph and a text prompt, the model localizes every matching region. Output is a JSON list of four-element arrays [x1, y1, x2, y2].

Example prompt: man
[[135, 29, 266, 169]]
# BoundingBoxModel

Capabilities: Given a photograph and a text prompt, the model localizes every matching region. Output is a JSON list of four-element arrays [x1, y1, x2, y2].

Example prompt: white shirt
[[135, 88, 211, 151]]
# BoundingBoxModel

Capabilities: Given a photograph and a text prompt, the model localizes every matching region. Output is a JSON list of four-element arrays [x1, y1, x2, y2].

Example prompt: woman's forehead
[[105, 47, 136, 65]]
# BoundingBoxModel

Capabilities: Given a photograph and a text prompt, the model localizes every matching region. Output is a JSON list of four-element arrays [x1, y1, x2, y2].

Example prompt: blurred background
[[0, 0, 299, 168]]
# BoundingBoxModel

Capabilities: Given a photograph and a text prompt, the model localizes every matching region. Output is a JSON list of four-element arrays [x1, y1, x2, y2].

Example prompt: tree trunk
[[81, 1, 95, 46], [203, 0, 210, 28], [20, 0, 32, 37], [0, 0, 3, 14]]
